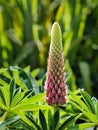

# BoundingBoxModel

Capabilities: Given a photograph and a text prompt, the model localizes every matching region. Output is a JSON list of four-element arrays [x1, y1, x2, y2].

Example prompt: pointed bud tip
[[51, 22, 61, 37], [53, 22, 60, 28], [52, 22, 60, 31]]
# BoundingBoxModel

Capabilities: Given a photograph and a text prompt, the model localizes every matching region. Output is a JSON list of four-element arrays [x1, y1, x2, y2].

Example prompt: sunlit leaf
[[80, 90, 95, 114], [78, 123, 95, 130], [83, 111, 98, 124], [0, 86, 10, 108], [48, 109, 53, 130]]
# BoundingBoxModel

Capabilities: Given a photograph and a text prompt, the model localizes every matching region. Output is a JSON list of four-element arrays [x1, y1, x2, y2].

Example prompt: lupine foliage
[[0, 67, 98, 129]]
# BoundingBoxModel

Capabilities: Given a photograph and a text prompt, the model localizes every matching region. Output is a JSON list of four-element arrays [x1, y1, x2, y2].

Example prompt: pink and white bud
[[45, 22, 67, 105]]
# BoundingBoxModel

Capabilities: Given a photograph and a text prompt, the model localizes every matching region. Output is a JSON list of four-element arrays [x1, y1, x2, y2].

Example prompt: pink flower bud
[[45, 22, 67, 105]]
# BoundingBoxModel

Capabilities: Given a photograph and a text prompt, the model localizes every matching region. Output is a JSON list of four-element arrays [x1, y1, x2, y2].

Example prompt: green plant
[[0, 21, 98, 130], [0, 0, 98, 97]]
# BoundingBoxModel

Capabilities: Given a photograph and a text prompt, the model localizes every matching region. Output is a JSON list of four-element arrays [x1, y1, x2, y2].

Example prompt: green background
[[0, 0, 98, 97]]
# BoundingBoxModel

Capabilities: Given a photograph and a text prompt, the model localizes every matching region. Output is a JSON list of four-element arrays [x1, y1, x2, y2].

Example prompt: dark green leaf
[[53, 110, 60, 129], [26, 115, 41, 130], [59, 115, 77, 130], [0, 89, 6, 106], [39, 109, 48, 130], [9, 79, 16, 103]]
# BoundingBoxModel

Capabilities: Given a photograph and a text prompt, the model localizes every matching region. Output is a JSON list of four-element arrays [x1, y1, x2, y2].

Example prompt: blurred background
[[0, 0, 98, 98]]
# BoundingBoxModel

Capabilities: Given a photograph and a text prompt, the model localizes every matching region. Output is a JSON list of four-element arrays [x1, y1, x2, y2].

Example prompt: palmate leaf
[[11, 93, 45, 111], [0, 78, 17, 109], [10, 66, 39, 94], [39, 109, 48, 130], [10, 84, 33, 108], [10, 66, 28, 91], [10, 90, 27, 108], [11, 88, 33, 107]]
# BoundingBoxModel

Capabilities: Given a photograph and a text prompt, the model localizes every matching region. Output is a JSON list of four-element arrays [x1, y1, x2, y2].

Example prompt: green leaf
[[53, 110, 60, 130], [14, 93, 45, 108], [0, 97, 7, 110], [0, 86, 10, 108], [0, 68, 8, 73], [96, 102, 98, 118], [11, 67, 27, 91], [31, 68, 40, 78], [10, 91, 26, 108], [0, 79, 9, 87], [15, 111, 33, 127], [24, 66, 30, 73], [58, 115, 77, 130], [9, 79, 16, 103], [69, 92, 90, 112], [0, 89, 7, 110], [0, 112, 8, 124], [92, 97, 98, 117], [10, 66, 39, 93], [83, 111, 98, 123], [12, 104, 51, 112], [0, 116, 20, 129], [39, 109, 48, 130], [80, 90, 95, 114], [48, 109, 54, 130], [78, 123, 95, 130], [67, 126, 79, 130], [70, 100, 83, 112], [0, 73, 11, 84], [26, 115, 41, 130]]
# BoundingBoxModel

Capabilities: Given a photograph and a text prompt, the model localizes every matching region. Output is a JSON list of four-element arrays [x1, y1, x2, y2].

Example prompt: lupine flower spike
[[45, 22, 67, 105]]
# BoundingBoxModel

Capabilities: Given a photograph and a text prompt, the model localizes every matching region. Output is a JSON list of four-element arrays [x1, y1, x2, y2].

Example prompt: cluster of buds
[[45, 22, 67, 105]]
